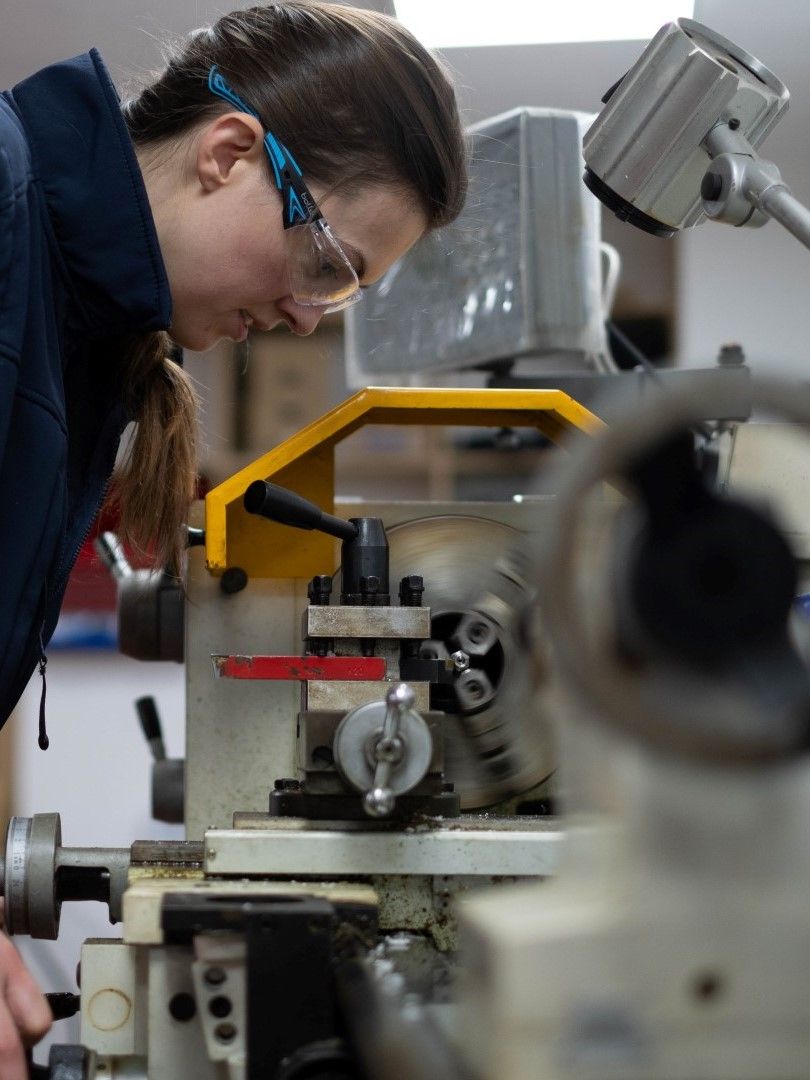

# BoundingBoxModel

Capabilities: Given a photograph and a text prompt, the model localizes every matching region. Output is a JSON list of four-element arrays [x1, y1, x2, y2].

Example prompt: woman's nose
[[276, 298, 326, 336]]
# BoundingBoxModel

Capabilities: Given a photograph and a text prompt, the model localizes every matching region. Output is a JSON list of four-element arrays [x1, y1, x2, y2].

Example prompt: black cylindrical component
[[308, 575, 333, 605], [152, 759, 185, 824], [244, 481, 358, 542], [399, 575, 425, 607], [341, 519, 390, 605]]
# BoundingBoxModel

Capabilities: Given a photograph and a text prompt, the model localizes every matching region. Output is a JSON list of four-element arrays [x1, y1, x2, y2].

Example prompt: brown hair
[[116, 1, 468, 569]]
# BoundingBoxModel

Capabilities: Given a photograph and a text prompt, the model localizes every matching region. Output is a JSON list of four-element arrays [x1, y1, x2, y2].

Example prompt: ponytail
[[107, 332, 199, 572]]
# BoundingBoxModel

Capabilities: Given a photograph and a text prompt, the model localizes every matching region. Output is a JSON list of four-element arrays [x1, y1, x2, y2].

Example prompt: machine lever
[[244, 480, 358, 541], [94, 531, 132, 580], [364, 683, 413, 818], [136, 696, 167, 762]]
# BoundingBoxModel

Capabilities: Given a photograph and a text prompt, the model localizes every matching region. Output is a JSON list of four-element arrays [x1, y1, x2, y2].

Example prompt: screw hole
[[209, 995, 233, 1019], [691, 970, 725, 1002], [215, 1021, 238, 1043], [312, 744, 334, 767], [168, 992, 196, 1022]]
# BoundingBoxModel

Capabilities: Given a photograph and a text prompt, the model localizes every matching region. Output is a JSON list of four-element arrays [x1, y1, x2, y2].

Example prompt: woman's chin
[[169, 326, 224, 353]]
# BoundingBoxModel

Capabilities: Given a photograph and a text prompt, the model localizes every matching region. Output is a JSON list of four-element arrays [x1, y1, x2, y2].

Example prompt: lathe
[[2, 387, 596, 1079]]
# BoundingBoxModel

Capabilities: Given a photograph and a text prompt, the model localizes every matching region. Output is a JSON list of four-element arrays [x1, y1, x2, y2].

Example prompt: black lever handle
[[244, 480, 358, 542], [136, 696, 166, 762]]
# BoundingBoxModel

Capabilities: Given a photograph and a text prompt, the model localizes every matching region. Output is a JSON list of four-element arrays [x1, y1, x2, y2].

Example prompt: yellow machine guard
[[204, 386, 601, 578]]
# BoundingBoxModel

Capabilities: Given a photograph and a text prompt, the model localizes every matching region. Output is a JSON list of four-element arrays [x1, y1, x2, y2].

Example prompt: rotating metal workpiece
[[365, 514, 550, 808]]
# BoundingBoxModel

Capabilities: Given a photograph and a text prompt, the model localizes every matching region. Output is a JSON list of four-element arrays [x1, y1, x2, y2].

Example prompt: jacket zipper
[[37, 477, 112, 751]]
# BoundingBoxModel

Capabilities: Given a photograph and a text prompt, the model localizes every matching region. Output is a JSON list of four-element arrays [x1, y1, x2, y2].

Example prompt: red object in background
[[61, 503, 123, 613], [61, 474, 212, 613]]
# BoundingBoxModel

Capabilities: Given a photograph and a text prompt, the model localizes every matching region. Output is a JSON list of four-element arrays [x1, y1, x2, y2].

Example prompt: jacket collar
[[9, 49, 172, 337]]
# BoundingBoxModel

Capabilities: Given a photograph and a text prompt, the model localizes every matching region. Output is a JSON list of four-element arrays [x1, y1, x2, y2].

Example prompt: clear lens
[[285, 219, 361, 311]]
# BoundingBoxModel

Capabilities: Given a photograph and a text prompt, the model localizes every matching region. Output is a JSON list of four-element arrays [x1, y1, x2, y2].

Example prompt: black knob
[[701, 170, 724, 202], [220, 567, 249, 595], [46, 993, 81, 1021]]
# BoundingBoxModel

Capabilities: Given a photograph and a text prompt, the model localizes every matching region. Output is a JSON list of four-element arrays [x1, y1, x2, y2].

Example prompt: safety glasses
[[208, 66, 362, 314]]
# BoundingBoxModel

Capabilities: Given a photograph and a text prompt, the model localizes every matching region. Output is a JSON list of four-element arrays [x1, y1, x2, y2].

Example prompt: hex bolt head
[[398, 575, 425, 606], [307, 575, 333, 605], [451, 650, 470, 672], [717, 342, 745, 367]]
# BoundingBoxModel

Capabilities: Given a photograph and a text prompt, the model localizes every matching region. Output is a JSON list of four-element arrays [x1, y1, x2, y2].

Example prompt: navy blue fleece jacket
[[0, 50, 171, 726]]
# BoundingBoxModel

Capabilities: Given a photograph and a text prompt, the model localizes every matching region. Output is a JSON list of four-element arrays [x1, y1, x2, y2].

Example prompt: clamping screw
[[399, 575, 425, 606], [307, 574, 333, 605]]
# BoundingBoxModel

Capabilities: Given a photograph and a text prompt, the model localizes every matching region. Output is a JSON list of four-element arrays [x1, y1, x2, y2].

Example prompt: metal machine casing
[[345, 108, 605, 383]]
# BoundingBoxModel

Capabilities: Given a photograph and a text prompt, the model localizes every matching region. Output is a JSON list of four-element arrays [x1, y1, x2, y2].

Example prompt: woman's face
[[143, 113, 427, 352]]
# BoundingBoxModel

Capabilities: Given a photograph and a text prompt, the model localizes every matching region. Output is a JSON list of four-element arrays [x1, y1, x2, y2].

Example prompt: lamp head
[[583, 18, 789, 237]]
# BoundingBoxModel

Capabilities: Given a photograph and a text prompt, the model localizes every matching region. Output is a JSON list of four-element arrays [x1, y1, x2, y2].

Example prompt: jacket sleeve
[[0, 118, 28, 468]]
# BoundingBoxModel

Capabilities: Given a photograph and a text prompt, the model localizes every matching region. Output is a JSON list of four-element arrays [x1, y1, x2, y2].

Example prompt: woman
[[0, 3, 466, 1071]]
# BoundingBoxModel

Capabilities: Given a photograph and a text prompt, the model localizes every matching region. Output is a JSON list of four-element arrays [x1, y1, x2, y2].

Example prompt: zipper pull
[[37, 581, 51, 750], [38, 650, 49, 751]]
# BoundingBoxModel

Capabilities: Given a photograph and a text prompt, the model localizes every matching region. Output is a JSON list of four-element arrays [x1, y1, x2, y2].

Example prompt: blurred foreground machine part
[[456, 378, 810, 1080]]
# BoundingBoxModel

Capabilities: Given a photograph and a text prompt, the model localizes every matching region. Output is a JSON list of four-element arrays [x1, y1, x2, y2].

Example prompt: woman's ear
[[196, 112, 265, 191]]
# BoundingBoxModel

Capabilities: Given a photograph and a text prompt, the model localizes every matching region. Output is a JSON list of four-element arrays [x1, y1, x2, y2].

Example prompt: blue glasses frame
[[208, 66, 320, 229]]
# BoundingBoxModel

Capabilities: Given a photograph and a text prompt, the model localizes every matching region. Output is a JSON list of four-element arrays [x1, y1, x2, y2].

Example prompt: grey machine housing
[[583, 17, 789, 236], [345, 107, 606, 385]]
